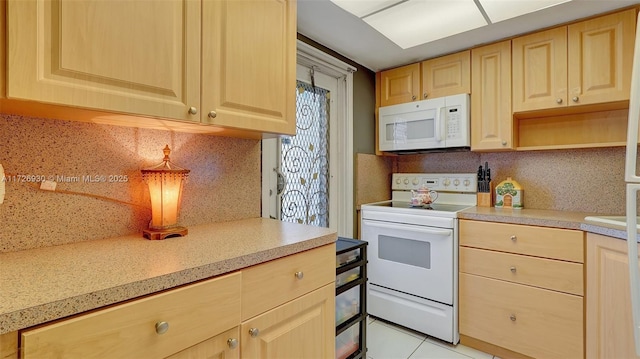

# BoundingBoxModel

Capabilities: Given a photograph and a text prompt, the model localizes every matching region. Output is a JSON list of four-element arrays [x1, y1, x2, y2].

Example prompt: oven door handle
[[363, 219, 452, 237]]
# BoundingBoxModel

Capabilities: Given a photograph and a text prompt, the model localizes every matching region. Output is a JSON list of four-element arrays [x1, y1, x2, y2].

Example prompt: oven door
[[362, 218, 454, 305]]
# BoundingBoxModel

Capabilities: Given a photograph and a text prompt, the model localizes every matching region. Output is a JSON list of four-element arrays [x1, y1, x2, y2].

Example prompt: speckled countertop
[[459, 207, 639, 242], [458, 207, 598, 229], [0, 218, 337, 334]]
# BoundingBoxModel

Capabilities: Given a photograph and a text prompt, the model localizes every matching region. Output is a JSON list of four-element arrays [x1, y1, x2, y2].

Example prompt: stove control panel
[[392, 173, 477, 193]]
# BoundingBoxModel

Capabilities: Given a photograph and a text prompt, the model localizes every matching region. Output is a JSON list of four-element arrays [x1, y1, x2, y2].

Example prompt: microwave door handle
[[434, 108, 442, 142]]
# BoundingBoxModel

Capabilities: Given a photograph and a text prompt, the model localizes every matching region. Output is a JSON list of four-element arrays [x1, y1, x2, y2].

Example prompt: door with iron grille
[[263, 64, 338, 231]]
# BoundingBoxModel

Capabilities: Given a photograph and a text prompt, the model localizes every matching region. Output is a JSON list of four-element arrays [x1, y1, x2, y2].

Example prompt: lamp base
[[143, 226, 188, 240]]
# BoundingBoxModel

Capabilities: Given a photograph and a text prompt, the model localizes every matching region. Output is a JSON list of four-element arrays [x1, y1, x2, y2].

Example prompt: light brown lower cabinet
[[586, 233, 640, 359], [240, 284, 335, 358], [459, 219, 584, 359], [460, 273, 583, 359], [166, 327, 239, 359], [20, 272, 242, 359], [9, 244, 335, 359]]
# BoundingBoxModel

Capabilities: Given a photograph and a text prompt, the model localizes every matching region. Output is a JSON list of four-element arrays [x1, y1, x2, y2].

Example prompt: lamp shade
[[141, 145, 190, 240]]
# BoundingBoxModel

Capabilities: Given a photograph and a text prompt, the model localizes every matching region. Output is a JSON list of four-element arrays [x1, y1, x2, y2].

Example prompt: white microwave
[[378, 93, 470, 152]]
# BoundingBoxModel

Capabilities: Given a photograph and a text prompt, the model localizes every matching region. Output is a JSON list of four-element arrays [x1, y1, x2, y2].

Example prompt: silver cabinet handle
[[249, 328, 260, 338], [502, 140, 507, 146], [227, 338, 238, 349], [556, 98, 563, 104], [423, 93, 428, 99], [510, 266, 517, 273], [510, 235, 517, 242], [295, 271, 304, 280], [510, 314, 517, 322], [208, 111, 217, 119], [572, 96, 579, 102], [155, 321, 169, 335], [188, 106, 198, 115]]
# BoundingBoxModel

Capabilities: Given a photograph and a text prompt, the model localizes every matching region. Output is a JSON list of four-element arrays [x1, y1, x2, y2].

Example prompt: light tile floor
[[366, 316, 500, 359]]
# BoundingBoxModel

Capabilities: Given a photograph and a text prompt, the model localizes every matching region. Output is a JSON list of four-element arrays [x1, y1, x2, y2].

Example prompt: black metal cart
[[335, 237, 368, 359]]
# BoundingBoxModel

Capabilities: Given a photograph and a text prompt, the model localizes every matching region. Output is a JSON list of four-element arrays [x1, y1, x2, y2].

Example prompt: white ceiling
[[297, 0, 640, 72]]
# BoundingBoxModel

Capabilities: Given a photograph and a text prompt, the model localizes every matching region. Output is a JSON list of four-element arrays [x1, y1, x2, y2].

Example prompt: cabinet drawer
[[460, 273, 583, 359], [460, 220, 584, 262], [460, 247, 584, 295], [241, 244, 335, 320], [21, 272, 241, 359]]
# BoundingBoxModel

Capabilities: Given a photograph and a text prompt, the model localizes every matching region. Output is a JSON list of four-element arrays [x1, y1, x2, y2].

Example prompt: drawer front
[[242, 244, 335, 320], [460, 220, 584, 262], [460, 247, 584, 295], [21, 272, 241, 359], [459, 273, 583, 359]]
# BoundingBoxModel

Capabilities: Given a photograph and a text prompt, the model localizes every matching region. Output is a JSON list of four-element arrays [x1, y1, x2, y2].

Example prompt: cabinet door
[[512, 27, 567, 112], [586, 233, 640, 359], [471, 40, 513, 151], [166, 327, 239, 359], [0, 0, 5, 99], [568, 9, 635, 106], [202, 0, 296, 135], [421, 50, 470, 99], [6, 0, 200, 122], [241, 283, 335, 359], [379, 63, 420, 107]]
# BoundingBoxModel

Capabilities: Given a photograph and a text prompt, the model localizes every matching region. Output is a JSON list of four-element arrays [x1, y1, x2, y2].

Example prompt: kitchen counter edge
[[0, 217, 337, 334], [460, 207, 640, 242], [458, 207, 596, 230]]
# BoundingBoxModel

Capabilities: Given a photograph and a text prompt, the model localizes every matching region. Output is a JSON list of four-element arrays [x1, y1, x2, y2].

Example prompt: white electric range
[[360, 173, 477, 344]]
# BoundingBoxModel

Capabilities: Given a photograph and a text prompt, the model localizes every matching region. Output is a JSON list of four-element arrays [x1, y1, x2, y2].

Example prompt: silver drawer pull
[[155, 321, 169, 335], [510, 314, 517, 322], [249, 328, 260, 338], [510, 266, 517, 273], [227, 338, 238, 349], [510, 235, 517, 242], [295, 271, 304, 280]]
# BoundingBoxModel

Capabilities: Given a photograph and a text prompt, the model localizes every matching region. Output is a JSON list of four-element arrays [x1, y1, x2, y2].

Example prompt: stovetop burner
[[368, 201, 473, 213]]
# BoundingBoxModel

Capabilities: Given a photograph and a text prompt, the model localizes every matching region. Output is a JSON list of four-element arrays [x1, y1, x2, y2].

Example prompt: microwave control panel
[[446, 106, 462, 140]]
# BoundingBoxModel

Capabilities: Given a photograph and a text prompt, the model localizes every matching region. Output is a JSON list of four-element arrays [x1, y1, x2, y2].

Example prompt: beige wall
[[0, 114, 261, 253]]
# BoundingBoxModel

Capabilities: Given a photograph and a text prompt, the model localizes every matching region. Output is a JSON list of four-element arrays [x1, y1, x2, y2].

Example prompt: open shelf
[[513, 101, 631, 151]]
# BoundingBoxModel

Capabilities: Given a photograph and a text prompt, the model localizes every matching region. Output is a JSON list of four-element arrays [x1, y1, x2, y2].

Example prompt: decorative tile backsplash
[[0, 114, 261, 253], [396, 147, 632, 214]]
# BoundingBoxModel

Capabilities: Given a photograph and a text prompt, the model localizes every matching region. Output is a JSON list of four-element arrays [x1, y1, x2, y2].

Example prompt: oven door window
[[379, 235, 431, 269], [362, 219, 454, 305]]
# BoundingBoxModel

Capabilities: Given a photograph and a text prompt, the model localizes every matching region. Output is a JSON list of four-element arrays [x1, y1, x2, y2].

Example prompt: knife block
[[477, 181, 493, 207]]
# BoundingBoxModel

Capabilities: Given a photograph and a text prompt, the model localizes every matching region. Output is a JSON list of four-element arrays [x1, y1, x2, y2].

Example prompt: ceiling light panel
[[363, 0, 489, 49], [329, 0, 405, 18], [479, 0, 572, 23]]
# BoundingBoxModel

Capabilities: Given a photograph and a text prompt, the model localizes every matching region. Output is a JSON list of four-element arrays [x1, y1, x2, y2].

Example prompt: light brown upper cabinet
[[0, 0, 5, 100], [568, 9, 634, 106], [202, 0, 296, 135], [379, 63, 420, 107], [421, 50, 470, 99], [6, 0, 296, 136], [512, 27, 568, 112], [379, 52, 470, 107], [471, 40, 513, 151], [7, 0, 199, 122], [513, 9, 635, 112]]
